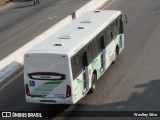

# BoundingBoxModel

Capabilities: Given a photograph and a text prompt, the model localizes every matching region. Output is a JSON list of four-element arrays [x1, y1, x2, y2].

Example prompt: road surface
[[0, 0, 90, 59]]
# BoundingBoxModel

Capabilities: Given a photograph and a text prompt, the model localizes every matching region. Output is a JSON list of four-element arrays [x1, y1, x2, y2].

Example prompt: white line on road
[[7, 25, 24, 36], [48, 16, 57, 20], [101, 0, 116, 9]]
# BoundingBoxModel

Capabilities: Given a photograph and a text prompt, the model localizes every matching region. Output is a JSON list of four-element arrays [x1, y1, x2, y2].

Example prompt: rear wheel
[[90, 73, 97, 93]]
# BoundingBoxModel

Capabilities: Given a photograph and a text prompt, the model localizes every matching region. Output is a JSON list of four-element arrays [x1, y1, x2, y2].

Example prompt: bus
[[24, 10, 124, 104]]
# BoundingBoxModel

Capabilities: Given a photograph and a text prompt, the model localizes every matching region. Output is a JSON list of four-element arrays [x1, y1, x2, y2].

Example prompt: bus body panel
[[72, 66, 92, 96], [24, 10, 125, 104], [72, 34, 124, 95], [72, 73, 84, 102], [91, 54, 103, 79], [24, 54, 75, 104]]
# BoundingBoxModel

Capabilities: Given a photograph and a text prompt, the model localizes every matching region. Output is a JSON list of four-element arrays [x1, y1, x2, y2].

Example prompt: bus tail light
[[25, 84, 30, 96], [66, 85, 71, 98]]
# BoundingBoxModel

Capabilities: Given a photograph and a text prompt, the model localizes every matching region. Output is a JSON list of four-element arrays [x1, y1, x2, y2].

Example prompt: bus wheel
[[90, 73, 97, 93]]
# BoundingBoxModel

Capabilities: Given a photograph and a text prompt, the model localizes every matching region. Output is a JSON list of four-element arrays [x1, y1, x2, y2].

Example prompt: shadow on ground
[[61, 79, 160, 119]]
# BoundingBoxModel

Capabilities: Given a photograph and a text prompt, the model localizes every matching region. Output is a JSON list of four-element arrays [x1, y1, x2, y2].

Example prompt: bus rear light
[[25, 84, 30, 96], [66, 85, 71, 98]]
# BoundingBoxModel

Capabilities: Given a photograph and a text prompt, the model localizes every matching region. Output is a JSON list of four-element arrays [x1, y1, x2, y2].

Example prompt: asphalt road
[[1, 0, 160, 120], [0, 0, 90, 60]]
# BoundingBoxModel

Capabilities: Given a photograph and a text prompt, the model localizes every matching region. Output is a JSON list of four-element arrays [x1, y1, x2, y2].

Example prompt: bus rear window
[[28, 72, 66, 80]]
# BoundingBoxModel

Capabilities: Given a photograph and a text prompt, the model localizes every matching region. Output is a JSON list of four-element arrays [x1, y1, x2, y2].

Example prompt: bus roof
[[28, 10, 121, 56]]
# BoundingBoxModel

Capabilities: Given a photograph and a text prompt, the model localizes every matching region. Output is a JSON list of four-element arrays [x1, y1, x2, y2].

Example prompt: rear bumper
[[26, 96, 74, 104]]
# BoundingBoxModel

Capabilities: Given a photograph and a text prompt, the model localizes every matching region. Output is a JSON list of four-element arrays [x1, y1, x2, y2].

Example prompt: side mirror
[[124, 14, 128, 24], [71, 12, 76, 20]]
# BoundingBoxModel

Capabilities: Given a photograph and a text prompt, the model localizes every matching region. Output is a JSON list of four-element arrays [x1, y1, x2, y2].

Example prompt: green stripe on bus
[[92, 59, 100, 70], [114, 35, 119, 44], [39, 84, 58, 88], [77, 78, 82, 81], [92, 59, 98, 66], [44, 81, 63, 84], [77, 79, 83, 84]]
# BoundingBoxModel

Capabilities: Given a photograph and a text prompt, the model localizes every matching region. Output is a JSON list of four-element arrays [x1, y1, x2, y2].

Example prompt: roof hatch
[[80, 19, 93, 23], [58, 34, 74, 39], [54, 43, 64, 46], [94, 10, 101, 13], [77, 26, 86, 29]]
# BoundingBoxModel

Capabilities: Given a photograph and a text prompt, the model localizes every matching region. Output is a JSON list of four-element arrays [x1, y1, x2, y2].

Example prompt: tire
[[114, 51, 118, 61], [90, 73, 97, 93]]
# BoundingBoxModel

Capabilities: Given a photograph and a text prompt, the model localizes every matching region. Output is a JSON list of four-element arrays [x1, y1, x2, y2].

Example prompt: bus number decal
[[55, 94, 65, 99]]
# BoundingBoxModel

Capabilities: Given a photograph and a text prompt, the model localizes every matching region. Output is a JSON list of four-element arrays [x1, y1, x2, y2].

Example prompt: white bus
[[24, 10, 124, 104]]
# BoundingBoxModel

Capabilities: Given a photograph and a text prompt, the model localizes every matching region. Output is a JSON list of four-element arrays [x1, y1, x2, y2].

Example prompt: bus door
[[106, 26, 115, 63], [82, 52, 89, 92], [99, 32, 105, 72]]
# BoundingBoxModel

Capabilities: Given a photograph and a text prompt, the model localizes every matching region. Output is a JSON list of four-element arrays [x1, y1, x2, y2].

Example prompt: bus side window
[[96, 37, 101, 53], [92, 39, 99, 58], [120, 15, 124, 34], [117, 16, 121, 34], [116, 15, 124, 34], [105, 29, 109, 46], [90, 40, 95, 58], [97, 31, 105, 50], [86, 43, 92, 64], [100, 36, 105, 49], [106, 26, 112, 44], [111, 21, 118, 39], [71, 53, 82, 79], [82, 52, 88, 67]]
